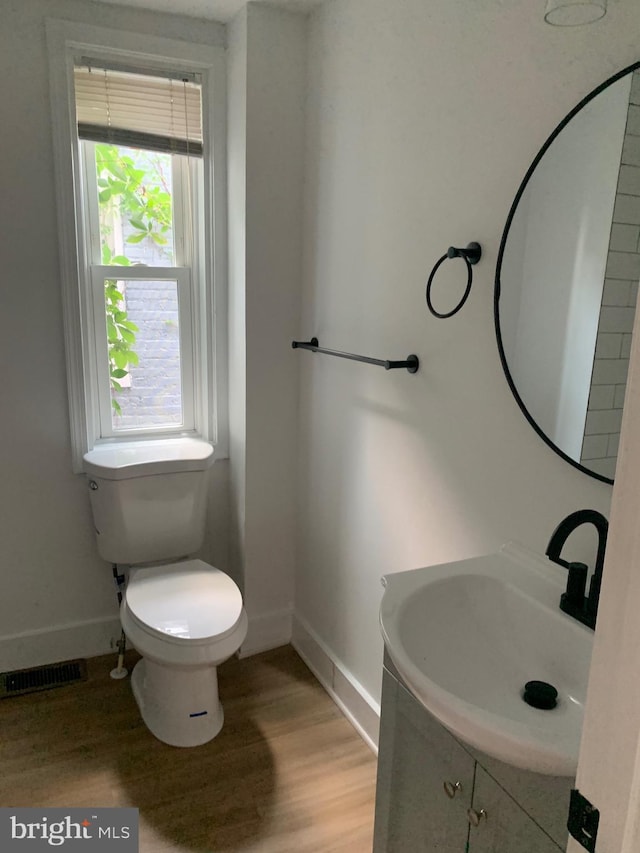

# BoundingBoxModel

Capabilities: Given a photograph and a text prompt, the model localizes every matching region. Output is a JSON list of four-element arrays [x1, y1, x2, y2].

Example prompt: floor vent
[[0, 659, 88, 698]]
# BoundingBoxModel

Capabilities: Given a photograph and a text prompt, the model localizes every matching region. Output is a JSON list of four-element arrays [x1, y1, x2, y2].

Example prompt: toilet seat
[[122, 558, 248, 666], [126, 558, 243, 642]]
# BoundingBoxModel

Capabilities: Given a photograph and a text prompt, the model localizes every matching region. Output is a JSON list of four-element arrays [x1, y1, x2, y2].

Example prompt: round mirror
[[496, 61, 640, 485]]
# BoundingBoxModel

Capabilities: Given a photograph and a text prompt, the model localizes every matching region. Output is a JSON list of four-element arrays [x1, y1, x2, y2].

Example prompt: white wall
[[228, 3, 306, 654], [4, 0, 638, 738], [0, 0, 229, 669], [227, 7, 249, 598], [295, 0, 640, 722], [0, 0, 305, 671]]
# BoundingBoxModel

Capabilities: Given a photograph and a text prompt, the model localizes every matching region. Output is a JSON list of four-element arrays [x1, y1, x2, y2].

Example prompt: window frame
[[81, 139, 195, 271], [46, 20, 227, 472], [89, 266, 194, 437], [82, 140, 197, 438]]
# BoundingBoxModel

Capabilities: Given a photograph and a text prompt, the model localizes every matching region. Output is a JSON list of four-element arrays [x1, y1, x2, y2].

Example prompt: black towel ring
[[425, 242, 482, 319]]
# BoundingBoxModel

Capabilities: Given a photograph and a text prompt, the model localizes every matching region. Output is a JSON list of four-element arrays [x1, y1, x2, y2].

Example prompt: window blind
[[74, 65, 203, 157]]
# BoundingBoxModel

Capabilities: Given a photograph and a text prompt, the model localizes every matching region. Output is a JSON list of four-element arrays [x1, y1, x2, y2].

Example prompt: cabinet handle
[[443, 780, 462, 799], [467, 808, 488, 827]]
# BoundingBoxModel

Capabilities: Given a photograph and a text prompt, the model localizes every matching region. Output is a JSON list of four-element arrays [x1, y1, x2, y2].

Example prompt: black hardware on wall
[[568, 789, 599, 853], [292, 338, 419, 374], [425, 242, 482, 319]]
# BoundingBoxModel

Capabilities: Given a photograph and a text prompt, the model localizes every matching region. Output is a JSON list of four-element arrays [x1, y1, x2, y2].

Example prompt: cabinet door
[[374, 670, 475, 853], [468, 766, 562, 853], [471, 750, 572, 848]]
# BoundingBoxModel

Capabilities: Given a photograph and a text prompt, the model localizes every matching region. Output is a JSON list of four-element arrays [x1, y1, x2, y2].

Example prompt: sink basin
[[380, 543, 593, 776]]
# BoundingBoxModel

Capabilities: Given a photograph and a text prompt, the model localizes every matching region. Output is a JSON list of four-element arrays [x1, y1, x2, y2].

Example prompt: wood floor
[[0, 646, 378, 852]]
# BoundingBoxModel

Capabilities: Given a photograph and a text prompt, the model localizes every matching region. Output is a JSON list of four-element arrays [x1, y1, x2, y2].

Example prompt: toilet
[[83, 437, 248, 748]]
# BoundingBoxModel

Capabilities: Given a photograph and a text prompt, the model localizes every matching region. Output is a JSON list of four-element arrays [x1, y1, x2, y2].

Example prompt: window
[[78, 67, 200, 437], [46, 23, 227, 471]]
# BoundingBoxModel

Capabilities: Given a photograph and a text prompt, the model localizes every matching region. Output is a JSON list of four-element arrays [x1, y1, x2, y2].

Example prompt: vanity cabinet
[[373, 662, 572, 852], [469, 767, 560, 852], [374, 666, 473, 851]]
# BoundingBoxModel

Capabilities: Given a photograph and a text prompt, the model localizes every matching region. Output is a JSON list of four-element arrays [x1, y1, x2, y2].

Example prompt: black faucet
[[545, 509, 608, 630]]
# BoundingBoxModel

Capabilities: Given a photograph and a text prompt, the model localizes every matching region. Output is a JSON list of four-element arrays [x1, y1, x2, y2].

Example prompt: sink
[[379, 543, 593, 776]]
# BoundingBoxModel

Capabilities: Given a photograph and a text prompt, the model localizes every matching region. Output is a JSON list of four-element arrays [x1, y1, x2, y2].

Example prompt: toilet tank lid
[[83, 438, 214, 480]]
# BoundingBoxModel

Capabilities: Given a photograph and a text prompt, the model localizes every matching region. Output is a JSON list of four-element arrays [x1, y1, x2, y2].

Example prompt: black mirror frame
[[494, 60, 640, 487]]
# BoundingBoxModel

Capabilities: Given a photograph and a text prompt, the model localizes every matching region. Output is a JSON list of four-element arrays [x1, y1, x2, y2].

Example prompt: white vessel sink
[[380, 543, 593, 776]]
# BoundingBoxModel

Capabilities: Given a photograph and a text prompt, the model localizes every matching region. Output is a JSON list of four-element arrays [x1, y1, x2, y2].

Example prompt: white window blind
[[74, 64, 203, 156]]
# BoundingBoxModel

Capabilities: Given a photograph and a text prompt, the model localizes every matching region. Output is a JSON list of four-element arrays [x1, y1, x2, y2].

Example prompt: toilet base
[[131, 658, 224, 747]]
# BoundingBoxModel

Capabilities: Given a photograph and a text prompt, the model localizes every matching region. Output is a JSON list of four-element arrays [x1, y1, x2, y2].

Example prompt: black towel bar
[[292, 338, 419, 374]]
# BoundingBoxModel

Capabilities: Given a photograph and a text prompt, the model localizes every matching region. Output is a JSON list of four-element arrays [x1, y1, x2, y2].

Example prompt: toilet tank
[[83, 438, 214, 565]]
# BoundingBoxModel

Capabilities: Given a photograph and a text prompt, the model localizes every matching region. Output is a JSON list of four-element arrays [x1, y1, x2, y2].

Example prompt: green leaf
[[126, 233, 146, 244], [126, 351, 139, 367], [111, 368, 128, 379], [111, 398, 122, 415], [105, 286, 123, 304], [111, 255, 131, 266], [150, 232, 168, 245], [108, 180, 127, 195], [120, 328, 135, 344], [105, 159, 127, 181], [113, 350, 129, 369], [128, 218, 147, 232]]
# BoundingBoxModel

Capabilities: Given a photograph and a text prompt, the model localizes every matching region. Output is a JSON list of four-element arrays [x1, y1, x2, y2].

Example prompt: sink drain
[[522, 680, 558, 710]]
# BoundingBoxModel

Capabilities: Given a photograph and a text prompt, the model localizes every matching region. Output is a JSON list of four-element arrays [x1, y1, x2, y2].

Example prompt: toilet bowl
[[121, 558, 248, 747], [83, 438, 247, 748]]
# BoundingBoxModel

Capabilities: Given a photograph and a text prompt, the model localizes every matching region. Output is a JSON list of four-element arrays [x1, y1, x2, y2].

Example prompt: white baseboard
[[239, 607, 292, 658], [292, 613, 380, 754], [0, 617, 122, 672], [0, 610, 380, 759]]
